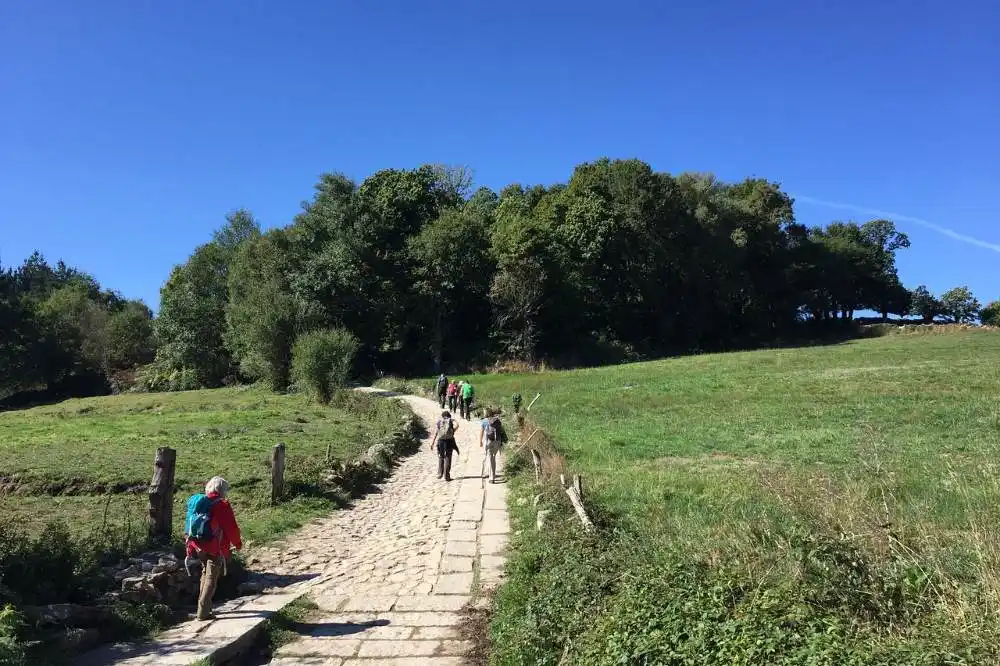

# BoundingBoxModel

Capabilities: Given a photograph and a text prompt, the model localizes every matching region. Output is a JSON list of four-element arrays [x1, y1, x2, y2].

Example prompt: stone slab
[[479, 533, 508, 555], [440, 555, 475, 573], [341, 595, 398, 612], [450, 501, 483, 522], [342, 658, 466, 666], [278, 638, 361, 657], [434, 573, 473, 595], [443, 540, 476, 557], [480, 554, 505, 572], [480, 509, 510, 535], [357, 639, 441, 657], [393, 595, 470, 612], [379, 611, 463, 626], [445, 528, 478, 542]]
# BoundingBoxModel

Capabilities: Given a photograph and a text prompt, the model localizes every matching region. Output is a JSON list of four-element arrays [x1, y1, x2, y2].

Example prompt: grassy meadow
[[459, 331, 1000, 664], [0, 386, 408, 545]]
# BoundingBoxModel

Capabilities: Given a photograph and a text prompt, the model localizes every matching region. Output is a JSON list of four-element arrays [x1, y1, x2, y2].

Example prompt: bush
[[0, 606, 26, 666], [291, 328, 360, 403], [132, 361, 202, 393]]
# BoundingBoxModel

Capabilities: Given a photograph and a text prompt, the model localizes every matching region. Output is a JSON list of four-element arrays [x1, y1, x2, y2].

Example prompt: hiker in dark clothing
[[430, 410, 461, 481], [435, 374, 449, 408]]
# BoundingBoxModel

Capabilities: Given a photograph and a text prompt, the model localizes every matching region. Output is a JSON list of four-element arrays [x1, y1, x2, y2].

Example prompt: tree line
[[0, 253, 154, 401], [2, 159, 997, 400]]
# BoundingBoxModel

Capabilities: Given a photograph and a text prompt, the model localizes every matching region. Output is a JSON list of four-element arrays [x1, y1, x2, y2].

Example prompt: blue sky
[[2, 0, 998, 310]]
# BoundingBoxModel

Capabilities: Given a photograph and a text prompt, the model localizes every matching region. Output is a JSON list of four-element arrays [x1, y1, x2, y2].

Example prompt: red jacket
[[185, 493, 242, 558]]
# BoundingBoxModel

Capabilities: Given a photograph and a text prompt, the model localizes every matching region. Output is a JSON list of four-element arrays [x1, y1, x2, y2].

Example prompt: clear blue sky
[[2, 0, 998, 310]]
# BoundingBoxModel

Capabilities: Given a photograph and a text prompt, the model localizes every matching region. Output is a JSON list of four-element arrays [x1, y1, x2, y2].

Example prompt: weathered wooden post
[[573, 474, 583, 500], [271, 443, 286, 505], [565, 483, 595, 532], [147, 447, 176, 542], [531, 449, 542, 484]]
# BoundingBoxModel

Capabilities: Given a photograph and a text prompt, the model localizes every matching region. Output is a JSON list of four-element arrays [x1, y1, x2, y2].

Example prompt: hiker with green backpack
[[184, 476, 243, 621], [460, 380, 475, 421]]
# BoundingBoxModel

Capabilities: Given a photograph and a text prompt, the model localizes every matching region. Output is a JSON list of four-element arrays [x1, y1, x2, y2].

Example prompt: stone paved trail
[[78, 390, 508, 666], [266, 390, 508, 665]]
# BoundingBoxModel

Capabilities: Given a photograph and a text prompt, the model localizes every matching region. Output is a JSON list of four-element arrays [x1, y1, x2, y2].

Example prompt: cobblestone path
[[265, 390, 508, 665]]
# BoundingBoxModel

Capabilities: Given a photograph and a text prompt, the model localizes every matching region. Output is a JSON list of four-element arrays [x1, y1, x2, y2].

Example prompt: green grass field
[[0, 386, 407, 545], [459, 331, 1000, 664]]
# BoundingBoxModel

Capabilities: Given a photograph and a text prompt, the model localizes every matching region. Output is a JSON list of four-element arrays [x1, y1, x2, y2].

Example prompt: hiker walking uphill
[[435, 373, 449, 408], [461, 380, 475, 420], [480, 408, 509, 484], [447, 379, 459, 413], [430, 410, 460, 482], [184, 476, 242, 621]]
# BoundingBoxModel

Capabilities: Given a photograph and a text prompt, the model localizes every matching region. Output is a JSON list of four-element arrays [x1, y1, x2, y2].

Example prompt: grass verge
[[474, 332, 1000, 664]]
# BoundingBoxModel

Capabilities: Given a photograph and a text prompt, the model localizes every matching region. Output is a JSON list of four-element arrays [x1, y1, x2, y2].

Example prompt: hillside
[[463, 331, 1000, 664]]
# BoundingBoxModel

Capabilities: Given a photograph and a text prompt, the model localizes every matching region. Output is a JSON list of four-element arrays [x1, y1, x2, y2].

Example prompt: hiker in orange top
[[184, 476, 242, 621]]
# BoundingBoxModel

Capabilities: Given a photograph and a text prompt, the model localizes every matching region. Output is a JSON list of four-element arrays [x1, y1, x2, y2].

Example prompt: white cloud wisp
[[795, 195, 1000, 254]]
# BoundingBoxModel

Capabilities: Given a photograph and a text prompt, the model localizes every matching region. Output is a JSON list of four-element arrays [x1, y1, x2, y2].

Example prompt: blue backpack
[[185, 493, 219, 542]]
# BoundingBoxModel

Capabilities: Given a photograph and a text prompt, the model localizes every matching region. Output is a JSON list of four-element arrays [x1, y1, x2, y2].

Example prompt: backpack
[[185, 493, 219, 542], [485, 416, 508, 445], [437, 375, 448, 392], [440, 416, 455, 439]]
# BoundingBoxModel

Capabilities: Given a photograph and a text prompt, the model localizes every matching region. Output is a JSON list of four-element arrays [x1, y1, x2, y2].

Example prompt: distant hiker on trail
[[480, 407, 509, 484], [435, 373, 449, 408], [184, 476, 242, 621], [447, 380, 459, 412], [431, 410, 460, 482], [461, 380, 475, 420], [512, 392, 523, 415]]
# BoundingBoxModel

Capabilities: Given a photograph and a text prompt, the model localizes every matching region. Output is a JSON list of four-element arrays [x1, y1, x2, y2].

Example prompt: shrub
[[291, 328, 360, 403], [0, 605, 26, 666], [132, 361, 202, 393]]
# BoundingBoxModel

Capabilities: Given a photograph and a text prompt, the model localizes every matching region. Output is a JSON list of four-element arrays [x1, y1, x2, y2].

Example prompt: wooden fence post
[[271, 443, 286, 505], [565, 484, 595, 532], [147, 447, 176, 542], [572, 474, 583, 499], [531, 449, 542, 484]]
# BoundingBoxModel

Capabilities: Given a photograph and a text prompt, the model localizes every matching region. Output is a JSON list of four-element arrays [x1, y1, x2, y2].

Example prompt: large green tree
[[154, 210, 260, 386], [225, 230, 298, 389], [909, 285, 942, 323], [939, 286, 981, 323], [980, 301, 1000, 327]]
